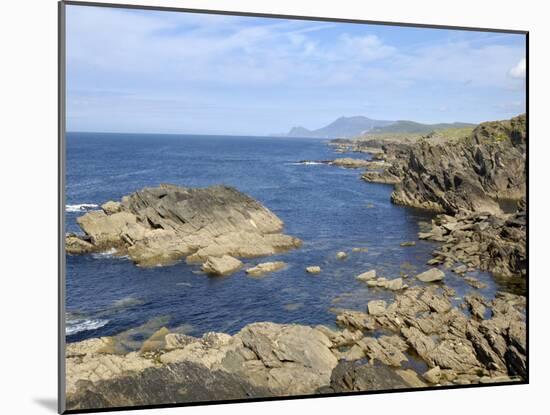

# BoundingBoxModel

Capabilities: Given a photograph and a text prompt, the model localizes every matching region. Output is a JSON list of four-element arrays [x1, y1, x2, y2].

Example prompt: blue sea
[[65, 132, 500, 343]]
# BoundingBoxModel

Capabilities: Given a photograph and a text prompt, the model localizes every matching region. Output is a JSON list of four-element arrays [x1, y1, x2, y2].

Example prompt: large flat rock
[[66, 184, 301, 270]]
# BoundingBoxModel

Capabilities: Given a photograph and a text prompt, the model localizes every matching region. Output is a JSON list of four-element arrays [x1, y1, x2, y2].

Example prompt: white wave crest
[[91, 248, 119, 259], [287, 161, 325, 166], [66, 203, 99, 212], [66, 318, 109, 335]]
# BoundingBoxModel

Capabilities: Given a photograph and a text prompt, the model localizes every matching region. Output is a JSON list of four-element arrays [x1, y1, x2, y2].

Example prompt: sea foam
[[66, 318, 109, 335], [66, 203, 99, 212]]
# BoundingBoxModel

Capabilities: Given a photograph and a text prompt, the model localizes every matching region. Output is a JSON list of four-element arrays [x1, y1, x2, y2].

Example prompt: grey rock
[[416, 268, 445, 282]]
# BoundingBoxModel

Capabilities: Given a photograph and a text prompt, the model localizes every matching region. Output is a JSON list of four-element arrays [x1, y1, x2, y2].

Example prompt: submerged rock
[[66, 184, 301, 272]]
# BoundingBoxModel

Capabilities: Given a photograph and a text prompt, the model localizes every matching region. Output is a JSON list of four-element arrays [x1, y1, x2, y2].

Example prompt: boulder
[[66, 235, 96, 255], [416, 268, 445, 282], [367, 300, 387, 316], [356, 270, 376, 282], [336, 251, 348, 260], [423, 366, 442, 384], [306, 266, 321, 274], [201, 255, 243, 276]]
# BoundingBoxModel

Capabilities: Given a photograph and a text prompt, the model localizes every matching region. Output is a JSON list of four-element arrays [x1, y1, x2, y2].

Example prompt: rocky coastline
[[66, 285, 525, 410], [65, 114, 527, 410], [336, 114, 527, 280]]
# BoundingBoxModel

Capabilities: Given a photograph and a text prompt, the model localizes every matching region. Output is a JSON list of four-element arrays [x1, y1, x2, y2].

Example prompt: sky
[[66, 5, 527, 135]]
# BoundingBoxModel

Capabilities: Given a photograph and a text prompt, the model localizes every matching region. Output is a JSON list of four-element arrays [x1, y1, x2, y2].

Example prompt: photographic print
[[60, 2, 527, 412]]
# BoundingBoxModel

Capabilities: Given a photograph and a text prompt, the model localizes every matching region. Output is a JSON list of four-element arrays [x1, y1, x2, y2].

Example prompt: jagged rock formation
[[65, 286, 525, 410], [390, 115, 526, 214], [419, 210, 527, 278], [334, 286, 526, 385], [66, 184, 301, 271]]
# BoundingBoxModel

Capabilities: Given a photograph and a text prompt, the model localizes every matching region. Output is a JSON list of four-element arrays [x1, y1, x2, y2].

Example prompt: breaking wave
[[66, 203, 99, 212], [66, 318, 109, 335]]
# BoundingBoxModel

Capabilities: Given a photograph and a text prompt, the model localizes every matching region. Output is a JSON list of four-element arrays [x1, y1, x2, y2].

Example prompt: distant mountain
[[280, 116, 394, 138], [369, 120, 476, 135], [278, 116, 475, 138]]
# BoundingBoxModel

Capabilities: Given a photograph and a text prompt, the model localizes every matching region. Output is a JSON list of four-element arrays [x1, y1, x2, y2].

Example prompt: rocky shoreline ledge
[[66, 184, 301, 273], [330, 114, 527, 280], [66, 285, 526, 410]]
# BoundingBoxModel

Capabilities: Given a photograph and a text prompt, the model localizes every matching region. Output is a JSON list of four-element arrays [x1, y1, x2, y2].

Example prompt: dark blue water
[[65, 132, 498, 344]]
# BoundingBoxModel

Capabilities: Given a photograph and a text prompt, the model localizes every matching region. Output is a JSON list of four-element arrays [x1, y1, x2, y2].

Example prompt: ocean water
[[65, 132, 499, 344]]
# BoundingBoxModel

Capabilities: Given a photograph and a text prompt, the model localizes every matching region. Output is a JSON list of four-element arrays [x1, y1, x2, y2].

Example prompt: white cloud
[[509, 58, 526, 79]]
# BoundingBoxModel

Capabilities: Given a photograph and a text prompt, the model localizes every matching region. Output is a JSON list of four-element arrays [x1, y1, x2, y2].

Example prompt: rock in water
[[416, 268, 445, 282], [306, 266, 321, 274], [66, 184, 301, 271], [201, 255, 243, 276], [336, 251, 348, 259], [246, 261, 286, 277], [356, 270, 376, 282]]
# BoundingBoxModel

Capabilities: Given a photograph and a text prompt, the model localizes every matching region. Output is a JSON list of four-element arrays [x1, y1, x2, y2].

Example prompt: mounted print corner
[[59, 1, 528, 413]]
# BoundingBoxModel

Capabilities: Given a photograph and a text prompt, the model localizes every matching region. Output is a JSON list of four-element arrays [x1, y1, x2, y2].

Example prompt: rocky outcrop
[[420, 211, 526, 278], [66, 322, 339, 410], [66, 285, 525, 410], [66, 361, 273, 410], [323, 360, 409, 393], [335, 286, 526, 385], [330, 158, 371, 168], [66, 184, 301, 271], [391, 115, 526, 214], [355, 116, 526, 280]]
